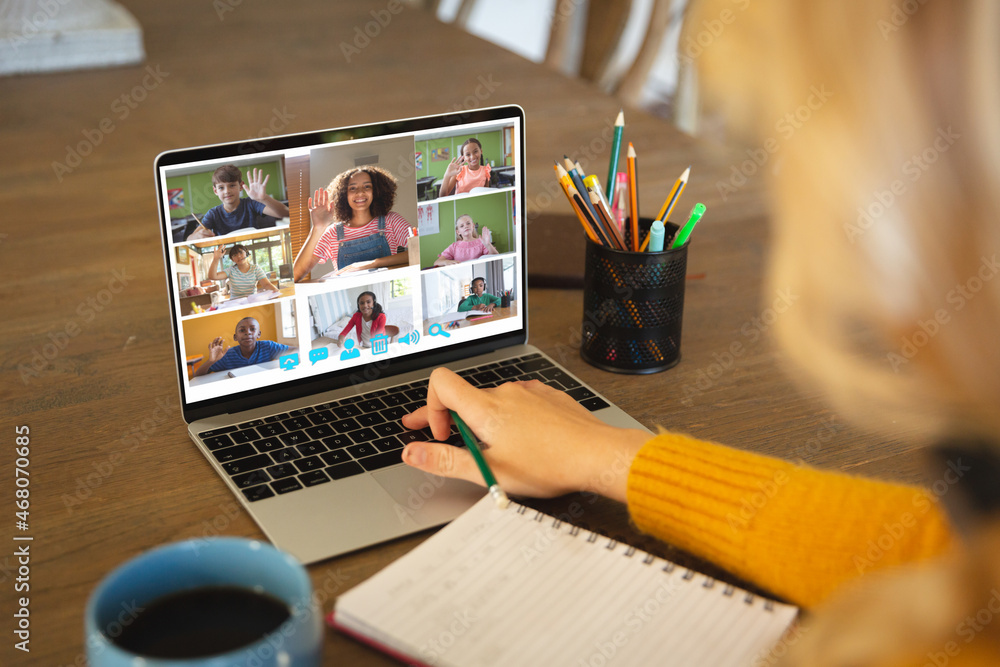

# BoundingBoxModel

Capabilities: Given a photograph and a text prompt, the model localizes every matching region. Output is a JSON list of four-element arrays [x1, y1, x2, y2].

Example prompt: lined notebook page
[[334, 495, 798, 667]]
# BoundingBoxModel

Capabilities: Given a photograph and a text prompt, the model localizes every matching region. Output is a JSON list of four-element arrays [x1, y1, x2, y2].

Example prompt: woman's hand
[[212, 245, 227, 261], [308, 188, 336, 231], [400, 368, 648, 501]]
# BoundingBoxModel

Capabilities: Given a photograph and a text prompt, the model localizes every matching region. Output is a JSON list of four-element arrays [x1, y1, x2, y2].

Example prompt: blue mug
[[86, 538, 322, 666]]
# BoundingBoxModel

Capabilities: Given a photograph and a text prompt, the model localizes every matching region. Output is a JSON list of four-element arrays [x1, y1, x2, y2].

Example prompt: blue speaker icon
[[400, 330, 420, 346]]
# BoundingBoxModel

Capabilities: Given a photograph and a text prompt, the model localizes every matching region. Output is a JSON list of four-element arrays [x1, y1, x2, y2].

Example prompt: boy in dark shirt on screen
[[187, 165, 289, 240], [192, 317, 290, 377]]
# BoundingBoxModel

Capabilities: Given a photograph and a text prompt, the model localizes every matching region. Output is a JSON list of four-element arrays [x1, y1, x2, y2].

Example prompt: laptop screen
[[155, 106, 527, 421]]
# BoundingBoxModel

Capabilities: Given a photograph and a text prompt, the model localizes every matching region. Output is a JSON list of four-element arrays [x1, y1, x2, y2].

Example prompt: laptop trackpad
[[372, 466, 484, 526]]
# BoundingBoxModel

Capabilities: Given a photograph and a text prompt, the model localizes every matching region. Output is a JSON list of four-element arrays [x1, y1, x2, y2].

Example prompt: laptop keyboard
[[197, 354, 610, 503]]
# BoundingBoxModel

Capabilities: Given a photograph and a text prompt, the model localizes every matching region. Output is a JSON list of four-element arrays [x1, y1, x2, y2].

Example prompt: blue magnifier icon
[[428, 323, 451, 338]]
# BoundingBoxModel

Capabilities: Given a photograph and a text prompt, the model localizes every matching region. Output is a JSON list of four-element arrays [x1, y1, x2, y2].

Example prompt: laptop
[[155, 105, 649, 564]]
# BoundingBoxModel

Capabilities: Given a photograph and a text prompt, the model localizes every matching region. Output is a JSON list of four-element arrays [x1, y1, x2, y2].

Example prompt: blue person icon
[[339, 338, 361, 361]]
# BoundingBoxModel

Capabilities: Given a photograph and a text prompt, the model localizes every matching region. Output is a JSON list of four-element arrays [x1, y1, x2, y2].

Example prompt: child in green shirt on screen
[[457, 277, 500, 313]]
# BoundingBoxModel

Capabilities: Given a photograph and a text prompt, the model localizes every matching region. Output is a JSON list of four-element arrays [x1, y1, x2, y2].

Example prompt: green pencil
[[605, 110, 624, 202], [450, 410, 510, 509]]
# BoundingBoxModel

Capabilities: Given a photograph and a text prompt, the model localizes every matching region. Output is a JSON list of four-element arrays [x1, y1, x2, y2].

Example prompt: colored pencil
[[655, 166, 690, 223], [589, 189, 626, 251], [605, 110, 624, 201], [450, 410, 509, 509], [555, 163, 607, 246], [563, 157, 602, 226], [626, 143, 639, 251]]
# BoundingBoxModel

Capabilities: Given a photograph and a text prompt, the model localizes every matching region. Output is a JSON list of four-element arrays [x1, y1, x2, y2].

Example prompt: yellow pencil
[[555, 164, 602, 245], [655, 166, 690, 223]]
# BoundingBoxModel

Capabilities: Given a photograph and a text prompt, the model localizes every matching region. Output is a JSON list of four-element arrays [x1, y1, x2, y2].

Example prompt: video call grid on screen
[[157, 109, 526, 409]]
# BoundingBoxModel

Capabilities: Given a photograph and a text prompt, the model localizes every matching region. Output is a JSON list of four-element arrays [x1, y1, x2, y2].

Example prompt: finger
[[260, 173, 269, 187], [424, 368, 486, 441], [308, 196, 314, 209], [401, 404, 430, 430], [402, 441, 481, 486]]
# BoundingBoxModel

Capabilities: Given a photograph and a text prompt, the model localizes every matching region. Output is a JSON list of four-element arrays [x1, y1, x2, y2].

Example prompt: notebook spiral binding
[[512, 501, 775, 612]]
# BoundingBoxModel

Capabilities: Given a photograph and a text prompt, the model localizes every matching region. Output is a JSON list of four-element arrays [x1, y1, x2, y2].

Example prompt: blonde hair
[[688, 0, 1000, 437], [455, 215, 480, 239], [685, 2, 1000, 663]]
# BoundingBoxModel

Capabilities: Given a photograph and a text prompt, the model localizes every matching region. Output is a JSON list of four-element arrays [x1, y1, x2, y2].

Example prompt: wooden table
[[423, 306, 515, 334], [0, 1, 933, 664]]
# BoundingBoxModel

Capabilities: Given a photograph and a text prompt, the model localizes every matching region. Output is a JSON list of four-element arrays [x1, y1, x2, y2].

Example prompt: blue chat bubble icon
[[309, 348, 329, 365]]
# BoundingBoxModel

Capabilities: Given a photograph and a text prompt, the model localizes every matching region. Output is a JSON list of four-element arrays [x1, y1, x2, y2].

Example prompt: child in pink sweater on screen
[[433, 215, 499, 267]]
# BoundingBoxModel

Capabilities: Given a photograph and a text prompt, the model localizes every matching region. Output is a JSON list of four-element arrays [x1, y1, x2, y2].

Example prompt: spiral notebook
[[329, 495, 799, 667]]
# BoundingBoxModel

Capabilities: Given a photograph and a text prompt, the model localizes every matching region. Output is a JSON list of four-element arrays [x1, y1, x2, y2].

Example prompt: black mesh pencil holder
[[581, 221, 687, 374]]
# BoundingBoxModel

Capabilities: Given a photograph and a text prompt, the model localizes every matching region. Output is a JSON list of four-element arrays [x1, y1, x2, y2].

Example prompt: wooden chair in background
[[427, 0, 698, 134]]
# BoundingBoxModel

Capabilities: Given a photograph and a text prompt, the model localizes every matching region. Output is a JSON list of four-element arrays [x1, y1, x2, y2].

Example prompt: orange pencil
[[554, 164, 601, 245], [626, 143, 639, 251]]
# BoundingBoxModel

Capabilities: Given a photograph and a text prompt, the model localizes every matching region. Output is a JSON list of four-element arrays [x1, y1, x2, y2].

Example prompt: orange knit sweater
[[626, 432, 955, 609]]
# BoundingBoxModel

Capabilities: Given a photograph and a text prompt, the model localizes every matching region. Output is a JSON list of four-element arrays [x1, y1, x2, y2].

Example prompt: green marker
[[450, 410, 509, 509], [670, 203, 706, 249]]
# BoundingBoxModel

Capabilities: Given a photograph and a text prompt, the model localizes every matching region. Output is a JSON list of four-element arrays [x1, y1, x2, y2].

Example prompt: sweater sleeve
[[339, 312, 361, 340], [626, 432, 955, 609]]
